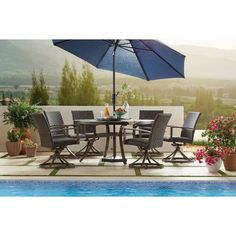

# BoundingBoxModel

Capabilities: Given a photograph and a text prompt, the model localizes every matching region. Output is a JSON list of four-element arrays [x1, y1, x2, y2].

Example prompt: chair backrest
[[137, 110, 164, 137], [139, 110, 163, 120], [149, 113, 172, 148], [32, 112, 53, 148], [181, 112, 201, 141], [44, 111, 65, 136], [71, 110, 95, 134]]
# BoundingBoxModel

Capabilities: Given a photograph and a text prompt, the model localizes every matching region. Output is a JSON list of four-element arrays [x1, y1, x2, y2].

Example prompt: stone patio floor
[[1, 151, 236, 180]]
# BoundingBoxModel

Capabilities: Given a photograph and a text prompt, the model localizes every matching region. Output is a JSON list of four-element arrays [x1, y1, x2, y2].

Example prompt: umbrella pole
[[112, 40, 119, 113], [112, 49, 116, 113]]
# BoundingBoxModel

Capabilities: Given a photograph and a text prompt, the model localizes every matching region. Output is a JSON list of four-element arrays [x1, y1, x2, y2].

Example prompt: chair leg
[[40, 148, 75, 169], [135, 148, 163, 157], [65, 146, 80, 159], [129, 149, 164, 169], [150, 148, 164, 156], [75, 144, 88, 154], [76, 138, 103, 160], [89, 144, 103, 155], [79, 141, 93, 162], [162, 145, 194, 163]]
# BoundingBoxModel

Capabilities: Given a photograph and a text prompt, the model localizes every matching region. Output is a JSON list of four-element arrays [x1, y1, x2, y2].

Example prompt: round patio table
[[74, 118, 130, 164]]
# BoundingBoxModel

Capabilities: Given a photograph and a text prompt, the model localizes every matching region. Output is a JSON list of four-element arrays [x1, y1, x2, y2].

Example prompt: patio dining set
[[33, 110, 201, 169], [40, 39, 193, 169]]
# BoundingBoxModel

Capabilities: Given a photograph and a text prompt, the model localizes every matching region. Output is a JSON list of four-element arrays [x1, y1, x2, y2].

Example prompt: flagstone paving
[[0, 151, 236, 179]]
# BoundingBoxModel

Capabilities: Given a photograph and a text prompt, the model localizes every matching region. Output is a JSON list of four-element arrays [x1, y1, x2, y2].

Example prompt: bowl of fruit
[[115, 107, 127, 119]]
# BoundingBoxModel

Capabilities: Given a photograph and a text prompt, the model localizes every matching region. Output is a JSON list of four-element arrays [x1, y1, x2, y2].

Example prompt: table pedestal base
[[102, 156, 127, 164]]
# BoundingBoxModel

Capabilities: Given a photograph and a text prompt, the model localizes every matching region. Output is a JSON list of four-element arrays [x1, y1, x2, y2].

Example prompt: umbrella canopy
[[53, 39, 185, 111]]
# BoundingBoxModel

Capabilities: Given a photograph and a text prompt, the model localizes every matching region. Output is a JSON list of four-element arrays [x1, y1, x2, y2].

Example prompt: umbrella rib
[[129, 40, 150, 81], [120, 45, 151, 51], [140, 40, 185, 78], [118, 45, 135, 53], [117, 41, 152, 51], [103, 40, 115, 46]]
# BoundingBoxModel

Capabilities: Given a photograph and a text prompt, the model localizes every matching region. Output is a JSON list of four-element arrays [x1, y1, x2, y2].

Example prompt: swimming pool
[[0, 180, 236, 196]]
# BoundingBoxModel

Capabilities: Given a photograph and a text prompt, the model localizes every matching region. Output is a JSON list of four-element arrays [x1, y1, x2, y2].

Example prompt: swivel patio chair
[[32, 112, 80, 168], [133, 110, 164, 156], [44, 110, 80, 158], [163, 111, 201, 163], [121, 113, 171, 168], [71, 110, 110, 161]]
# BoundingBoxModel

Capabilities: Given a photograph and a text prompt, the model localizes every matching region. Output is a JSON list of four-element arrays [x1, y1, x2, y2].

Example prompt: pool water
[[0, 180, 236, 196]]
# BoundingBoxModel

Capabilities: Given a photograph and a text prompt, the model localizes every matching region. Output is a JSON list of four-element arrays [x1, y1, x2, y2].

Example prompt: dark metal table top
[[74, 118, 153, 126]]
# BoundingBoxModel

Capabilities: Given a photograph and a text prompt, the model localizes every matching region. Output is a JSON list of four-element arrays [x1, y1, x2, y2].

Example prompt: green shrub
[[7, 129, 21, 142], [192, 140, 208, 146]]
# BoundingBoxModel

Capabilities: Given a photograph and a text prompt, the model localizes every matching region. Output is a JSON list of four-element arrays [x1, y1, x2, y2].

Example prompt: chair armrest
[[122, 127, 152, 140], [134, 120, 154, 127], [133, 122, 152, 136], [49, 124, 75, 129], [167, 125, 182, 129], [167, 125, 193, 130], [49, 124, 79, 136], [167, 125, 194, 138], [124, 127, 152, 134]]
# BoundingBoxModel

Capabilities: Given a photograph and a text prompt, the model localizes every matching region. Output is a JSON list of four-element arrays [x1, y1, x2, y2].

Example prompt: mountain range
[[0, 40, 236, 86]]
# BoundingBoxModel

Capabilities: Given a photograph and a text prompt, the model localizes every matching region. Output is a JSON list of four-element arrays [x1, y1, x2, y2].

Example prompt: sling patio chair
[[44, 110, 82, 158], [133, 110, 164, 156], [163, 111, 201, 163], [120, 113, 171, 168], [32, 112, 80, 168], [71, 110, 110, 161]]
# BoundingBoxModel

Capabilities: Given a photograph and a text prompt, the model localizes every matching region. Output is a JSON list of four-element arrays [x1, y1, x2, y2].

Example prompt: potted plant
[[5, 129, 22, 156], [195, 114, 236, 171], [24, 138, 38, 157], [194, 146, 227, 173], [3, 99, 41, 154]]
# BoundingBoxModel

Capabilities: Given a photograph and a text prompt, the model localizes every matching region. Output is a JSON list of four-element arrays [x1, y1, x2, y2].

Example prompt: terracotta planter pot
[[6, 141, 22, 156], [21, 129, 32, 140], [25, 147, 37, 157], [224, 152, 236, 171], [20, 129, 32, 155], [20, 141, 26, 155]]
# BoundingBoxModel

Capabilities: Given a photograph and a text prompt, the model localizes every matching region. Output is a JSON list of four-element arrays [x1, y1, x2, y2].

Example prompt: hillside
[[0, 40, 236, 86], [0, 40, 82, 85]]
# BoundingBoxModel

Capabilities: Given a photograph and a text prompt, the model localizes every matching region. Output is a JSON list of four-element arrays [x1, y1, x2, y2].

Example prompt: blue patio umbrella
[[52, 40, 185, 112]]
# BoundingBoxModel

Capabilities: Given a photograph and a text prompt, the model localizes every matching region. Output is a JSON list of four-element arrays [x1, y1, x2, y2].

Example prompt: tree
[[1, 92, 7, 105], [118, 83, 135, 105], [39, 70, 49, 105], [9, 92, 13, 102], [29, 70, 49, 105], [14, 84, 19, 90], [29, 70, 40, 105], [103, 90, 112, 105], [190, 88, 215, 129], [58, 60, 78, 105], [171, 96, 182, 106], [76, 64, 101, 105], [194, 88, 215, 115]]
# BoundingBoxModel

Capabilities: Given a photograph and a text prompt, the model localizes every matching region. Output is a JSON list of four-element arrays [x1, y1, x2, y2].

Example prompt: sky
[[167, 40, 236, 49], [1, 0, 236, 41]]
